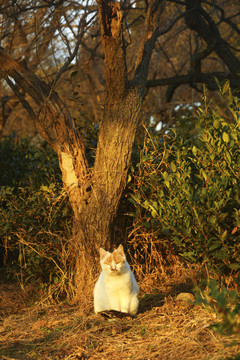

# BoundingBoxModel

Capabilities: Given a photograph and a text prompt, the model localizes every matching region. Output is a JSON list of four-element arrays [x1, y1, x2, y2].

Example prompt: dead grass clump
[[0, 283, 36, 317], [126, 230, 207, 294]]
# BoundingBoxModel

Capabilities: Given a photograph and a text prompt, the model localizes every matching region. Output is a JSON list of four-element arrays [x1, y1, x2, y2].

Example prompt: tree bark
[[75, 88, 142, 245], [72, 88, 143, 294]]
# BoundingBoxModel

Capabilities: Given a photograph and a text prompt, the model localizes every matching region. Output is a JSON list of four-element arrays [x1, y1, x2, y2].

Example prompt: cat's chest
[[103, 272, 132, 293]]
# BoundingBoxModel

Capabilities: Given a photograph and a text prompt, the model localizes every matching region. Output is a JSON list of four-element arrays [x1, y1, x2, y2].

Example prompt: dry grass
[[1, 265, 239, 360]]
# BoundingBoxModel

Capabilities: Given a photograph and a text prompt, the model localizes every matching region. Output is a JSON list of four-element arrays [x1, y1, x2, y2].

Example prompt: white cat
[[94, 244, 139, 315]]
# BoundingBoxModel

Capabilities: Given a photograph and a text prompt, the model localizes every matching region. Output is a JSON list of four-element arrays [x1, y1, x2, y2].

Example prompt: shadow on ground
[[139, 279, 194, 313]]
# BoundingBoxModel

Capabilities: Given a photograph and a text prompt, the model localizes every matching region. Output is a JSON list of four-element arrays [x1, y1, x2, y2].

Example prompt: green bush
[[129, 84, 240, 277], [195, 280, 240, 338], [0, 134, 61, 188], [0, 135, 72, 296]]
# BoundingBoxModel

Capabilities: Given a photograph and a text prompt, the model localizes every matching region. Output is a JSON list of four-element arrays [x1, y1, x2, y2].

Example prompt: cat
[[94, 244, 139, 315]]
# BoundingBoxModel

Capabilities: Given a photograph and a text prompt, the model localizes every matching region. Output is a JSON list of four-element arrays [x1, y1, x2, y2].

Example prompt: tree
[[0, 0, 166, 292], [0, 0, 239, 293]]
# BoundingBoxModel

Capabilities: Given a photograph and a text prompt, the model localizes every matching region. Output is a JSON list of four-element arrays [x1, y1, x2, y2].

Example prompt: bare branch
[[52, 13, 89, 89], [4, 76, 36, 121], [133, 0, 166, 91], [184, 0, 240, 75], [146, 71, 240, 98]]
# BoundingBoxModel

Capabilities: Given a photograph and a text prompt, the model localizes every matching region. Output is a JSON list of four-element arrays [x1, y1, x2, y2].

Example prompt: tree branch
[[133, 0, 166, 92], [0, 47, 90, 212], [184, 0, 240, 76], [146, 71, 240, 99], [96, 0, 127, 101]]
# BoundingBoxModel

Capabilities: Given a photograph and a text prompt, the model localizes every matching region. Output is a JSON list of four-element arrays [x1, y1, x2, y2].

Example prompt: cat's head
[[99, 244, 126, 275]]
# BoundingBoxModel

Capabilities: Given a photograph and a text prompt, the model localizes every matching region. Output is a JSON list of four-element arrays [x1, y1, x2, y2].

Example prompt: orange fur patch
[[103, 251, 124, 265]]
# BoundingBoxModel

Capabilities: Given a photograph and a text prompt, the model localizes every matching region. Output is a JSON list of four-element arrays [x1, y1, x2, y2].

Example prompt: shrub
[[195, 280, 240, 338], [0, 134, 61, 188], [128, 84, 240, 277], [0, 135, 73, 297]]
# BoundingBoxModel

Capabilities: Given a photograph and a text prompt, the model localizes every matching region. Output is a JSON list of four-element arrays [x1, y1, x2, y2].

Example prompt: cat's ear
[[99, 248, 107, 259], [116, 244, 124, 256]]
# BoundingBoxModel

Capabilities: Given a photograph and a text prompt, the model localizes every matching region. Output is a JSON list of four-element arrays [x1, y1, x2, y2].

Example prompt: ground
[[0, 279, 239, 360]]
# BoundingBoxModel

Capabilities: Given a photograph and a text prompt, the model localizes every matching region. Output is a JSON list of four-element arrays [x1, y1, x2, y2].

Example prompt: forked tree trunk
[[71, 0, 165, 293], [0, 0, 165, 297]]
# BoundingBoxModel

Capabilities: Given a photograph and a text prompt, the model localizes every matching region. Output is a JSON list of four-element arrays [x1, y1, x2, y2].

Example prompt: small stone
[[175, 292, 195, 303]]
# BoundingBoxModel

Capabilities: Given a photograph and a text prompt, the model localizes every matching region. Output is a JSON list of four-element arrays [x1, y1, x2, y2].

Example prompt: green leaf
[[170, 161, 177, 172], [164, 180, 170, 188], [225, 151, 231, 164], [149, 202, 158, 218], [40, 185, 49, 192], [221, 230, 228, 240], [143, 200, 149, 208], [127, 174, 132, 183], [130, 194, 141, 204], [222, 80, 230, 94], [162, 171, 168, 180], [180, 252, 196, 262], [192, 146, 197, 156], [209, 242, 221, 252], [213, 119, 220, 129], [201, 169, 207, 181], [222, 132, 229, 143], [228, 263, 240, 270]]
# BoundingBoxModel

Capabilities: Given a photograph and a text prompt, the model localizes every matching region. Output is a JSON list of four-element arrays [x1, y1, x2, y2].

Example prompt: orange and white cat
[[94, 244, 139, 315]]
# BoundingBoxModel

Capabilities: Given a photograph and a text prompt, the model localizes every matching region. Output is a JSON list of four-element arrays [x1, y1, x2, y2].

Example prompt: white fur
[[94, 246, 139, 315]]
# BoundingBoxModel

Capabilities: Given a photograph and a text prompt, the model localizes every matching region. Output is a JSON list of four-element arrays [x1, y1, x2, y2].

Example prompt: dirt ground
[[0, 280, 239, 360]]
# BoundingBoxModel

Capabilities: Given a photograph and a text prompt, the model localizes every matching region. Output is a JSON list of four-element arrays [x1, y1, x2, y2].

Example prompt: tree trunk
[[72, 88, 142, 295], [0, 0, 165, 299]]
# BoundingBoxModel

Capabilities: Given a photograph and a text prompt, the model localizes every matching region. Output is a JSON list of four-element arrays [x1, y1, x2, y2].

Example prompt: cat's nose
[[110, 266, 117, 271]]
